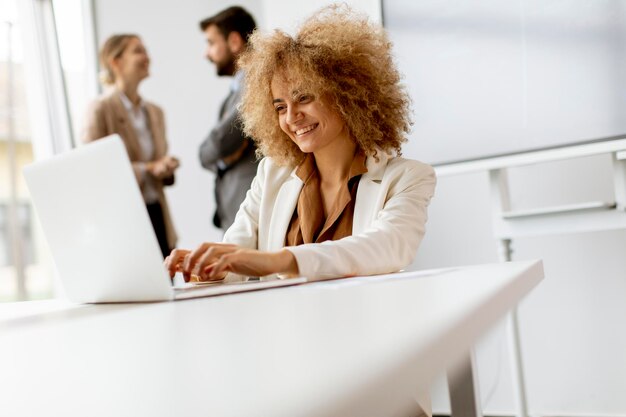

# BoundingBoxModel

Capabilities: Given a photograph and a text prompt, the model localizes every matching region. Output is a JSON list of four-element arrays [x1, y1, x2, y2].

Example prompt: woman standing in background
[[82, 34, 179, 257]]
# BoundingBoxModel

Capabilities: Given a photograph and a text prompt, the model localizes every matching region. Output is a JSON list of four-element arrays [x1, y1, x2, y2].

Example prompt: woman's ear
[[227, 31, 245, 54], [109, 57, 120, 73]]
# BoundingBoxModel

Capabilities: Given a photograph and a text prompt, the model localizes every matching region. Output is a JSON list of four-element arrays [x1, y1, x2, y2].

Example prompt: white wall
[[262, 0, 381, 32], [92, 1, 626, 415]]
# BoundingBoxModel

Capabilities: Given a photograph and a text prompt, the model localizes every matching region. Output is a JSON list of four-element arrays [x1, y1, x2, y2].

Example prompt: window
[[0, 0, 52, 301], [53, 0, 99, 142], [0, 0, 97, 301]]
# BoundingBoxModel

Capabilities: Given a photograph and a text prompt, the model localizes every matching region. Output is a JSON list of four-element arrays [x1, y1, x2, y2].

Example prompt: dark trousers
[[146, 202, 170, 259]]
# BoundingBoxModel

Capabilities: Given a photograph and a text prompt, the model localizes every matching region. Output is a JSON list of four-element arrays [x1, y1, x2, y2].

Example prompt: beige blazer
[[223, 152, 437, 280], [81, 90, 177, 248]]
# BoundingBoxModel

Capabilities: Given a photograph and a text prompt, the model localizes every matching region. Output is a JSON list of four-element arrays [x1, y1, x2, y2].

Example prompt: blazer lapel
[[145, 103, 166, 158], [266, 171, 303, 251], [353, 152, 389, 234], [220, 88, 240, 120], [110, 93, 142, 161]]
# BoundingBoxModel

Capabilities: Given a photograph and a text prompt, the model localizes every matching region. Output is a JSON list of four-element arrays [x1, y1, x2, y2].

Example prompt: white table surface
[[0, 260, 543, 417]]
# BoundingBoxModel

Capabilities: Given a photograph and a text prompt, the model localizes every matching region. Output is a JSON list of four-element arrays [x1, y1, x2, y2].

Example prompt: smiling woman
[[165, 4, 436, 283]]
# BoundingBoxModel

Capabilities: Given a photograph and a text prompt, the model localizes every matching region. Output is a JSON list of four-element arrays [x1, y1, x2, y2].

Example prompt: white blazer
[[223, 151, 436, 280]]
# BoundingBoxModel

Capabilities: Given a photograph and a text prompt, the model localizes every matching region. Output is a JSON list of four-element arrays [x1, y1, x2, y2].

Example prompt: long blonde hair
[[98, 34, 139, 85]]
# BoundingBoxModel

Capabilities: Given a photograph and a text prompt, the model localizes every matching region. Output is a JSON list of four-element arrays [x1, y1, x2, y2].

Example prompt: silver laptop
[[23, 135, 305, 303]]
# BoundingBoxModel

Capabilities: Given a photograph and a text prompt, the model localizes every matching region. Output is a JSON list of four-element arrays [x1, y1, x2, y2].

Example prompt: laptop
[[23, 135, 306, 303]]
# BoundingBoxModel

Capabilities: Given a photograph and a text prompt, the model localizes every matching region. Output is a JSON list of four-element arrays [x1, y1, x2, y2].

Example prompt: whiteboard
[[383, 0, 626, 165]]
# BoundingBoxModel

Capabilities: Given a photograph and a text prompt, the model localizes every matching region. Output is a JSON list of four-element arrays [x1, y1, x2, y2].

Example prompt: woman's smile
[[295, 123, 319, 136]]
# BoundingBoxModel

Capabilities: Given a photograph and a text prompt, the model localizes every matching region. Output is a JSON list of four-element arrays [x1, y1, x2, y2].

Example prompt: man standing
[[199, 6, 259, 232]]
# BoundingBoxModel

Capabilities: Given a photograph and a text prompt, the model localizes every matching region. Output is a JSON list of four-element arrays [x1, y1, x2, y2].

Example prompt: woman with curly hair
[[165, 5, 436, 282]]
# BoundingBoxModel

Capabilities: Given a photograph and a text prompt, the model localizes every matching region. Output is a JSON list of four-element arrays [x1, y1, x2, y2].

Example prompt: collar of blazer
[[106, 89, 164, 161], [362, 150, 391, 182], [354, 150, 391, 233], [107, 91, 142, 161], [267, 150, 392, 249], [285, 149, 391, 182]]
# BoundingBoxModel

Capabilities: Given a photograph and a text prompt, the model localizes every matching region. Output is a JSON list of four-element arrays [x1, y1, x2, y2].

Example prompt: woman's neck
[[115, 79, 140, 106], [314, 132, 358, 185]]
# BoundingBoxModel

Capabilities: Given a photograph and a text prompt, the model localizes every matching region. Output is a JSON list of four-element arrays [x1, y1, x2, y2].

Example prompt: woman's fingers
[[166, 246, 292, 282], [183, 243, 210, 272], [163, 249, 190, 278], [167, 156, 180, 170], [164, 245, 247, 282], [180, 243, 238, 281], [194, 248, 219, 280], [209, 250, 273, 279], [207, 253, 236, 280], [201, 262, 228, 281], [150, 156, 179, 179]]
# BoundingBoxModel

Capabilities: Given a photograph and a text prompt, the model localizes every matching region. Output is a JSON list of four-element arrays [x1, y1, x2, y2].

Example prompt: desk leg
[[497, 238, 529, 417], [497, 238, 513, 263], [508, 308, 529, 417], [447, 350, 482, 417]]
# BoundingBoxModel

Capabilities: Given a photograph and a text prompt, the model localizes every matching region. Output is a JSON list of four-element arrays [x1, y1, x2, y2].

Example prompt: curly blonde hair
[[238, 4, 411, 167]]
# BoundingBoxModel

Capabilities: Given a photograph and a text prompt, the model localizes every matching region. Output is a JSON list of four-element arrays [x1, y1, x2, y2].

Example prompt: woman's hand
[[208, 247, 299, 279], [164, 243, 299, 282], [147, 155, 180, 180]]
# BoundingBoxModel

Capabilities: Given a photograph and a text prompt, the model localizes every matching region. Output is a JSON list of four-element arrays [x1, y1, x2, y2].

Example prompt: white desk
[[0, 260, 543, 417]]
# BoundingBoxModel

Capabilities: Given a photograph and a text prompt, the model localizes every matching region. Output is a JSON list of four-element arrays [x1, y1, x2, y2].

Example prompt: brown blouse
[[285, 151, 368, 246]]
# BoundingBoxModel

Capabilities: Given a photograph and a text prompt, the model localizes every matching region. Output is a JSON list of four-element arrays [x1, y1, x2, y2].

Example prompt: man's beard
[[215, 51, 236, 76]]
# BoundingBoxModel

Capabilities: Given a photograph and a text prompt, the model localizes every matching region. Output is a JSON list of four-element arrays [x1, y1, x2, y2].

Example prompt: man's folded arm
[[199, 110, 247, 172]]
